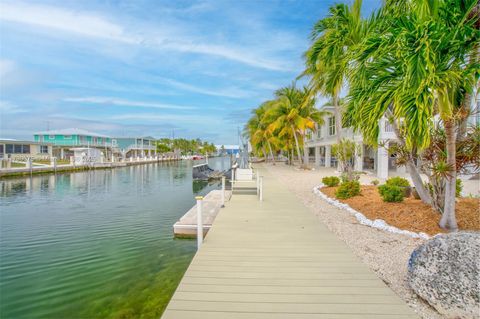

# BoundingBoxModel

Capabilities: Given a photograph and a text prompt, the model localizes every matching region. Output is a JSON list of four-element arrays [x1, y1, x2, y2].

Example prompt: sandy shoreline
[[264, 163, 444, 319]]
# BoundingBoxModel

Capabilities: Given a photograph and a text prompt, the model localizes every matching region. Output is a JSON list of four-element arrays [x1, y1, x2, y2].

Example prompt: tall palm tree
[[266, 84, 327, 165], [303, 0, 365, 143], [245, 100, 280, 161], [345, 0, 479, 230]]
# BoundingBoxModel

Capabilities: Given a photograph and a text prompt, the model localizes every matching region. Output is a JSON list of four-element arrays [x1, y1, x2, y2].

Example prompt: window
[[14, 144, 22, 153], [6, 144, 13, 153], [22, 145, 30, 154], [64, 135, 72, 139], [40, 145, 49, 154], [328, 117, 336, 136], [49, 135, 55, 139], [0, 144, 3, 154], [317, 128, 322, 138]]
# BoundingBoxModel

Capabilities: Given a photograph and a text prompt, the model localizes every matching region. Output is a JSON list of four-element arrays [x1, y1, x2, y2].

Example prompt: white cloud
[[0, 100, 25, 114], [0, 59, 16, 77], [0, 2, 137, 43], [156, 77, 251, 98], [111, 113, 218, 123], [0, 2, 290, 71], [63, 96, 195, 110]]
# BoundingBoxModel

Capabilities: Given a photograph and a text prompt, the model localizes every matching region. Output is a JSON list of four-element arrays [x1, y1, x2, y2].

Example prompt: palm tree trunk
[[439, 119, 458, 230], [333, 94, 342, 142], [292, 126, 303, 164], [262, 147, 267, 162], [267, 141, 275, 165], [303, 135, 309, 165], [387, 111, 432, 205]]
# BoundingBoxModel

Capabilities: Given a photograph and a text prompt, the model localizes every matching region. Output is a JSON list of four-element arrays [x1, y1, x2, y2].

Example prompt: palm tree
[[303, 0, 365, 143], [265, 84, 327, 165], [245, 101, 280, 162], [344, 0, 479, 230]]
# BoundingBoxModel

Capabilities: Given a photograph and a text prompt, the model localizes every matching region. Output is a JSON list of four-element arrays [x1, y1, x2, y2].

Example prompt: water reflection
[[0, 157, 230, 319]]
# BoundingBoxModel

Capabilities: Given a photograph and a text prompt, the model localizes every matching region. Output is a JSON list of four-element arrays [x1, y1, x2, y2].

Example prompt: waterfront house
[[304, 105, 401, 179], [34, 128, 116, 159], [115, 136, 157, 159], [0, 139, 53, 160]]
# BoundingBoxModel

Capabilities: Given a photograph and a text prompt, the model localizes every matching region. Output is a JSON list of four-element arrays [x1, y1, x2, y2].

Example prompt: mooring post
[[259, 176, 263, 201], [256, 172, 259, 195], [196, 196, 204, 249], [221, 176, 225, 207]]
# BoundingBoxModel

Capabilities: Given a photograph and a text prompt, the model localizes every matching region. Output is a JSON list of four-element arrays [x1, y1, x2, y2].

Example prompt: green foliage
[[332, 139, 357, 162], [155, 138, 216, 156], [322, 176, 340, 187], [335, 180, 360, 199], [378, 184, 405, 202], [456, 178, 463, 197], [371, 179, 379, 186], [385, 177, 410, 188]]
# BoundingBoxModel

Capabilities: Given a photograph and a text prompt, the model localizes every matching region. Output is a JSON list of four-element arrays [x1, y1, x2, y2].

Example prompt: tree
[[266, 84, 326, 165], [303, 0, 365, 143], [344, 0, 479, 230]]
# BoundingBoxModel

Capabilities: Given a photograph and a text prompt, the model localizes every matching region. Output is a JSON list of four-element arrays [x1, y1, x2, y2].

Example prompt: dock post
[[196, 196, 204, 249], [256, 173, 259, 195], [221, 176, 225, 208], [259, 176, 263, 201]]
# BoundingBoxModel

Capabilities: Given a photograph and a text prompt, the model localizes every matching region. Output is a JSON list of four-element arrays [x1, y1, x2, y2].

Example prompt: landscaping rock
[[408, 232, 480, 318]]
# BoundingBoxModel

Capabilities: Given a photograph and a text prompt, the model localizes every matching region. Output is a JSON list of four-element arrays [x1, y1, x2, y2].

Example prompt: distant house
[[34, 128, 115, 159], [115, 136, 157, 158], [0, 139, 53, 160]]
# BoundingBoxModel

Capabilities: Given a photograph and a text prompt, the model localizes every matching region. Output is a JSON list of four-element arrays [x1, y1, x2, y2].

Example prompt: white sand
[[264, 163, 444, 319]]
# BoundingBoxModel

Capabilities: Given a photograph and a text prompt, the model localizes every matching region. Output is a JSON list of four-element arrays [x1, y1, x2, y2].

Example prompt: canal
[[0, 157, 230, 319]]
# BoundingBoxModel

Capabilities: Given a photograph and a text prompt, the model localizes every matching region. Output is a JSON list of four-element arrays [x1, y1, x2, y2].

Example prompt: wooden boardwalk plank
[[161, 166, 418, 318]]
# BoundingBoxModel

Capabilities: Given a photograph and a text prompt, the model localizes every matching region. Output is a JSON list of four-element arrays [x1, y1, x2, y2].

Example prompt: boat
[[192, 155, 204, 160]]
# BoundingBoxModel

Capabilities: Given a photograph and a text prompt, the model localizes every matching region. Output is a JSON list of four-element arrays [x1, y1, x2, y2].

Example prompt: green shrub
[[378, 184, 404, 202], [456, 178, 463, 197], [371, 179, 380, 186], [322, 176, 340, 187], [385, 176, 410, 187], [335, 181, 360, 199]]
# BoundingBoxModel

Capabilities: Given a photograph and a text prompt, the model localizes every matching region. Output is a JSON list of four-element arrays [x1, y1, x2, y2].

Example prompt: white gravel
[[264, 163, 444, 319]]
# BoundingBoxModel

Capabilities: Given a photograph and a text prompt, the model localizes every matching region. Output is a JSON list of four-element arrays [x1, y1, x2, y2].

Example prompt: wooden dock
[[162, 166, 418, 318]]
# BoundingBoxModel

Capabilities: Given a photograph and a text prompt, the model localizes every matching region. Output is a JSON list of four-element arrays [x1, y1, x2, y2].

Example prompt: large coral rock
[[408, 232, 480, 318]]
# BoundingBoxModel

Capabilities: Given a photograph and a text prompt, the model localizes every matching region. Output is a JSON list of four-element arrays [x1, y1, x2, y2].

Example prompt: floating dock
[[173, 189, 232, 238], [162, 165, 418, 318]]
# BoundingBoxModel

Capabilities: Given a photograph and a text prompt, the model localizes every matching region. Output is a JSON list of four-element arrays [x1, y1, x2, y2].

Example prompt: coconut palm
[[245, 100, 281, 161], [303, 0, 365, 142], [344, 0, 479, 230], [265, 84, 327, 165]]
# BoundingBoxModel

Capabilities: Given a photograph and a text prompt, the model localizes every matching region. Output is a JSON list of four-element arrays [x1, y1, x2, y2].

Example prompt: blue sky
[[0, 0, 379, 144]]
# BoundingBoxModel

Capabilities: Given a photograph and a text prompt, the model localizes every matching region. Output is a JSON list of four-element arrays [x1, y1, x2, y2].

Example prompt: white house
[[304, 105, 404, 179]]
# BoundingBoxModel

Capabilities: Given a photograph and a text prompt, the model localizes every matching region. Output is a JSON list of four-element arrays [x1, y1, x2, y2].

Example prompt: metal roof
[[0, 139, 53, 145], [34, 128, 111, 138]]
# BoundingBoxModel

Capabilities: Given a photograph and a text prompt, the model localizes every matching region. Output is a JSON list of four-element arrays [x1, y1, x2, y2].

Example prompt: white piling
[[256, 173, 260, 195], [196, 196, 204, 249], [221, 176, 225, 208], [259, 176, 263, 201]]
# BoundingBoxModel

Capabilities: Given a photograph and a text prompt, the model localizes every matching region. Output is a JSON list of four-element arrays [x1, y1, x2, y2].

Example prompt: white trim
[[312, 185, 429, 240]]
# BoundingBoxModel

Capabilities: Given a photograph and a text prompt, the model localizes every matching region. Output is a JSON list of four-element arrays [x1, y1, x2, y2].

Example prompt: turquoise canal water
[[0, 158, 231, 319]]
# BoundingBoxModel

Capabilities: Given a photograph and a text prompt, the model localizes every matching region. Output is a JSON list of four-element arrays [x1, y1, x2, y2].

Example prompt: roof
[[34, 128, 110, 138], [115, 136, 156, 140], [0, 139, 53, 145]]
